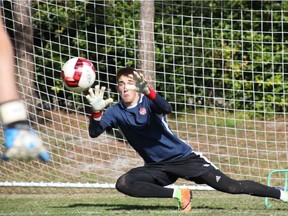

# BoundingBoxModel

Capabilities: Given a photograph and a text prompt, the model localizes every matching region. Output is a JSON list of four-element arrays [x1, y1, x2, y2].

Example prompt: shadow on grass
[[53, 203, 226, 211], [53, 203, 176, 211]]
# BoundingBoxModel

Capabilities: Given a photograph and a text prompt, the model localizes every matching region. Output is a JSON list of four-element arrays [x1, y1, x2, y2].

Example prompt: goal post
[[0, 0, 288, 193]]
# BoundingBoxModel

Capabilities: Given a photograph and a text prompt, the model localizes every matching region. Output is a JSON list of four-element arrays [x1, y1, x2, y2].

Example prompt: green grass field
[[0, 191, 287, 216]]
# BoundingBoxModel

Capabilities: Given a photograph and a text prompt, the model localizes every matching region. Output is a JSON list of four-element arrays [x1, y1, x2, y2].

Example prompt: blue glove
[[2, 122, 50, 162], [0, 100, 50, 162]]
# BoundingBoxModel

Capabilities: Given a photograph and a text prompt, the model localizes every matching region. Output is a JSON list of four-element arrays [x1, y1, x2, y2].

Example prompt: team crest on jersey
[[139, 107, 147, 115]]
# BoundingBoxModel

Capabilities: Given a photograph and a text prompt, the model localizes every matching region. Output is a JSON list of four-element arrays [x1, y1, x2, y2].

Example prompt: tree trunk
[[13, 0, 38, 121], [138, 0, 155, 89]]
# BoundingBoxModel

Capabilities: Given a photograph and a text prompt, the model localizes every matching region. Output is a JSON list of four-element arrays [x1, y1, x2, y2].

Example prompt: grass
[[0, 191, 288, 216], [1, 110, 287, 216]]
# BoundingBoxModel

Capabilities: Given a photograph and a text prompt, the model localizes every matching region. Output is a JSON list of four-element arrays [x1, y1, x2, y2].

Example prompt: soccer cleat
[[177, 189, 192, 212]]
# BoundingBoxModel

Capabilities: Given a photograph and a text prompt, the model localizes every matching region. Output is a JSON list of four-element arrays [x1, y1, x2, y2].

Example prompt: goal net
[[0, 0, 288, 193]]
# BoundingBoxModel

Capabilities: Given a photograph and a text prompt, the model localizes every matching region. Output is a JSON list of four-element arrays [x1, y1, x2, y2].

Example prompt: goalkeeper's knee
[[116, 174, 129, 194]]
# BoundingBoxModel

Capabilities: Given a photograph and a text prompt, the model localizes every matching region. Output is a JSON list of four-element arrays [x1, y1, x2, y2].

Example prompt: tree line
[[3, 0, 288, 117]]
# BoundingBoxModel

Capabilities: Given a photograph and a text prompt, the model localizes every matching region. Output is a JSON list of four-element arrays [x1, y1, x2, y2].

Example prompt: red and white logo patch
[[139, 107, 147, 115]]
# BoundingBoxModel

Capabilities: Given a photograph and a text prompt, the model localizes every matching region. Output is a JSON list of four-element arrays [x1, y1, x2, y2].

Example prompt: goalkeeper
[[86, 67, 288, 212], [0, 12, 50, 162]]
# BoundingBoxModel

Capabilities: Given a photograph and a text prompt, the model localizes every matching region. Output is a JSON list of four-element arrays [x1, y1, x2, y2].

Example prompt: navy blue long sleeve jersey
[[89, 93, 193, 164]]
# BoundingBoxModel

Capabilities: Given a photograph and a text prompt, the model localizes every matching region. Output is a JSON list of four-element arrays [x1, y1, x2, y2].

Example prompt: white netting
[[0, 0, 287, 192]]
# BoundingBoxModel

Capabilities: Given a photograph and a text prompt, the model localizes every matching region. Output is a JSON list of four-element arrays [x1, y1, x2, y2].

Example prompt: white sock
[[279, 190, 288, 202], [172, 188, 180, 199]]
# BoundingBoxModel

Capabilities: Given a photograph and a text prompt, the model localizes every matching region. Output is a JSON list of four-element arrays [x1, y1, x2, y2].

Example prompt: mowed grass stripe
[[0, 191, 287, 216]]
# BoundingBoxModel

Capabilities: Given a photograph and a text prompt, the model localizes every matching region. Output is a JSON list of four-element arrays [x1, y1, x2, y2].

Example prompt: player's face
[[117, 74, 139, 107]]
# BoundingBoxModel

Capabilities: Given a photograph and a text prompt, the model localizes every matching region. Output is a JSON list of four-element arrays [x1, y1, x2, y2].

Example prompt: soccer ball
[[61, 57, 96, 93]]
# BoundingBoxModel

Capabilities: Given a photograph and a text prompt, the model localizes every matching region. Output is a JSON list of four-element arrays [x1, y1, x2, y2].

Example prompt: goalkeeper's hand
[[3, 123, 50, 162], [0, 101, 50, 162], [126, 71, 156, 100], [86, 85, 113, 113], [126, 71, 151, 95]]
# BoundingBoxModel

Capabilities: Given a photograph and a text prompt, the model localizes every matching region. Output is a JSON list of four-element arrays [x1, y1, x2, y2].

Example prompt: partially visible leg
[[115, 167, 192, 212], [115, 168, 176, 197], [197, 168, 281, 199]]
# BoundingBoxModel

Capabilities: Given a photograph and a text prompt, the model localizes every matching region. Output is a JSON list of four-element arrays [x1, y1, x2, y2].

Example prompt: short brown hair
[[116, 67, 135, 82]]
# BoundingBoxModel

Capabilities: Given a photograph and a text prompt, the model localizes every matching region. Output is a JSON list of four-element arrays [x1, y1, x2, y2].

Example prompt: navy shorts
[[126, 152, 218, 186]]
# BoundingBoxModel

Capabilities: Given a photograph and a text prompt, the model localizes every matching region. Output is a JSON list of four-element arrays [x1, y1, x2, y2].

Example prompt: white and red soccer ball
[[61, 57, 96, 93]]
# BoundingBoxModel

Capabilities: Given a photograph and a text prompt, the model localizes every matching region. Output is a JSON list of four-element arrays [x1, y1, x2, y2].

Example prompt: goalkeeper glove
[[86, 85, 113, 119], [0, 101, 50, 162], [126, 71, 156, 99]]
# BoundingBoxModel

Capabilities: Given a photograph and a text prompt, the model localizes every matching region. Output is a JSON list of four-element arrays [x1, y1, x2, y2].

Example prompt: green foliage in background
[[154, 0, 288, 116], [18, 0, 288, 114]]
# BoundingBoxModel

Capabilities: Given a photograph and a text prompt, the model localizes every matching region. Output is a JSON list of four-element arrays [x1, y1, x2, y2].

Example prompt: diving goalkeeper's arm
[[86, 85, 114, 137], [126, 70, 172, 114]]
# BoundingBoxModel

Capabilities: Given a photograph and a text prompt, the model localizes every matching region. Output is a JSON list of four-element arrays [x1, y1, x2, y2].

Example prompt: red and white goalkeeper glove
[[0, 100, 50, 162], [86, 85, 113, 120], [126, 71, 156, 99]]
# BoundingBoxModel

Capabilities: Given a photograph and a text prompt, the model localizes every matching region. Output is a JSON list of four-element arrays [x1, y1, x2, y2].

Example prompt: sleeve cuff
[[146, 87, 157, 100], [0, 100, 27, 125], [91, 111, 103, 120]]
